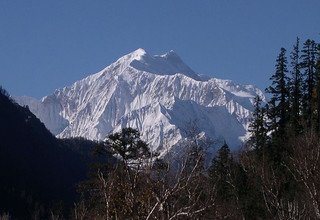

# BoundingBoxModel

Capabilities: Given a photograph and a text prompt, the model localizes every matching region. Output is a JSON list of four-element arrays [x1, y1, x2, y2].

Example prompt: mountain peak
[[117, 48, 201, 80], [15, 48, 264, 153], [130, 48, 148, 60], [116, 48, 149, 64]]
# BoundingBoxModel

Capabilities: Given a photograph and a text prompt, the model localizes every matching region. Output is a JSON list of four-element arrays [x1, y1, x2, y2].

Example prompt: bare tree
[[145, 142, 216, 220], [76, 130, 218, 219], [285, 131, 320, 219], [240, 145, 307, 220]]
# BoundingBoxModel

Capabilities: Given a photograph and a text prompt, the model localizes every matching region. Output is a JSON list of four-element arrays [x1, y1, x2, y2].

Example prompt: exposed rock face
[[16, 48, 264, 153]]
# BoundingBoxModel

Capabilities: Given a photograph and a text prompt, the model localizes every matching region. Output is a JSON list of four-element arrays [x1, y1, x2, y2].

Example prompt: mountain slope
[[0, 87, 95, 218], [16, 49, 264, 152]]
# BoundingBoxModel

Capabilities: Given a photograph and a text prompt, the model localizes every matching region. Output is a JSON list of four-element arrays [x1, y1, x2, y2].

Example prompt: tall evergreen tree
[[316, 43, 320, 130], [300, 39, 317, 126], [248, 95, 268, 153], [289, 37, 303, 133], [209, 143, 235, 202], [266, 48, 290, 136]]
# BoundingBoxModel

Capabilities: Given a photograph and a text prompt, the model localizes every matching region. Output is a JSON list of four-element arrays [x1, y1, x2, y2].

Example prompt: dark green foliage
[[263, 48, 292, 165], [209, 144, 242, 217], [208, 143, 264, 219], [315, 43, 320, 130], [209, 143, 234, 202], [97, 127, 153, 162], [248, 95, 268, 153], [301, 39, 317, 126], [266, 47, 290, 137], [289, 37, 303, 134]]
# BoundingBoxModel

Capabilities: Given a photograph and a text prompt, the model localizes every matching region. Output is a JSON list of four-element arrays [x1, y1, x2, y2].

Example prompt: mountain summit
[[108, 48, 200, 80], [16, 49, 264, 154]]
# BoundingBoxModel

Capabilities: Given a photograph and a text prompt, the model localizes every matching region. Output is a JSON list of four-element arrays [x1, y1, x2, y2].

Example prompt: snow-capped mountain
[[15, 48, 264, 153]]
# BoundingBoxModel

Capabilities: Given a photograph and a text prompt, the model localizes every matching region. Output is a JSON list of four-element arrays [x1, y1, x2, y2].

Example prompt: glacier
[[15, 48, 264, 154]]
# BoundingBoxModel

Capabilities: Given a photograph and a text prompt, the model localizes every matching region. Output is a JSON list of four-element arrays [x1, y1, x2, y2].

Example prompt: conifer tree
[[248, 95, 268, 153], [300, 39, 317, 126], [266, 48, 290, 136], [209, 143, 249, 218], [289, 37, 303, 133], [97, 127, 152, 165], [315, 43, 320, 130], [209, 143, 234, 202]]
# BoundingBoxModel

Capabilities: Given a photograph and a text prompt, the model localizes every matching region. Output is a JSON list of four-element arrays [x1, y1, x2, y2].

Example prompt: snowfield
[[15, 48, 264, 154]]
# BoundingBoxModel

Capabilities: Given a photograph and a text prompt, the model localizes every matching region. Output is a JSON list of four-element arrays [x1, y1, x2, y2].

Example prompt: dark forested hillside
[[0, 87, 98, 219]]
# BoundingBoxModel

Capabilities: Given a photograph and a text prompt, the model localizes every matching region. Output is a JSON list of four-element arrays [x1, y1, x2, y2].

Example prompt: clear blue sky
[[0, 0, 319, 98]]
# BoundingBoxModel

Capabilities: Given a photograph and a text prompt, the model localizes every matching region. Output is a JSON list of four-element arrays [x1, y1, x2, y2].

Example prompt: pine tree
[[300, 39, 317, 126], [209, 143, 234, 201], [315, 43, 320, 130], [209, 143, 249, 218], [248, 95, 268, 153], [289, 37, 303, 133], [266, 48, 290, 137], [97, 127, 152, 164]]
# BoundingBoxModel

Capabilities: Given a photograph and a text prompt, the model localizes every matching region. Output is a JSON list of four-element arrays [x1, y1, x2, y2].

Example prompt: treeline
[[245, 37, 320, 219], [250, 37, 320, 153], [75, 37, 320, 220]]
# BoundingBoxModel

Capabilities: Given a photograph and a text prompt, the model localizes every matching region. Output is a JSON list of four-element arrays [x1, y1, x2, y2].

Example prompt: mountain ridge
[[0, 87, 91, 218], [15, 48, 264, 153]]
